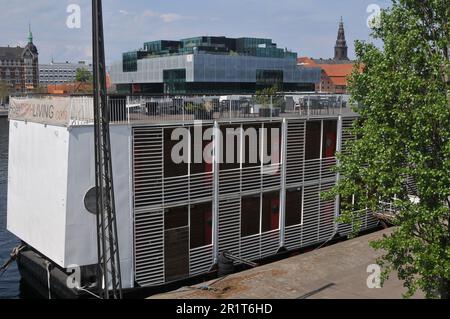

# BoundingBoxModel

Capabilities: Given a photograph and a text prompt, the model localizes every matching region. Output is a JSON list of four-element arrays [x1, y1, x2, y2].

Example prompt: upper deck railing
[[8, 93, 358, 127]]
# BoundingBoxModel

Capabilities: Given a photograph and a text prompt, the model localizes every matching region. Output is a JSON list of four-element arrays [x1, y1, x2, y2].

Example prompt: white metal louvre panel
[[321, 157, 337, 180], [284, 119, 305, 251], [134, 209, 165, 286], [241, 166, 262, 195], [301, 184, 321, 246], [285, 224, 302, 250], [241, 234, 261, 261], [341, 117, 357, 156], [262, 164, 281, 190], [133, 127, 165, 286], [219, 169, 241, 195], [338, 209, 379, 236], [190, 245, 213, 276], [217, 197, 241, 256], [133, 128, 163, 209], [190, 173, 214, 202], [318, 181, 336, 242], [163, 176, 189, 206], [261, 229, 280, 258]]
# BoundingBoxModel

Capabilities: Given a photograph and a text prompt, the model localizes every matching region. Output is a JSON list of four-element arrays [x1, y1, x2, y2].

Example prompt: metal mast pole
[[92, 0, 122, 299]]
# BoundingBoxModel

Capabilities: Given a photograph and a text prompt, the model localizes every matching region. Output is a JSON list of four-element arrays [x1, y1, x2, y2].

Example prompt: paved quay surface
[[149, 229, 423, 299]]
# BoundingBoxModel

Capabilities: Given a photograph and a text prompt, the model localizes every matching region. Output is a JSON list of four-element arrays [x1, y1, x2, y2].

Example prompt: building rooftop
[[0, 46, 24, 60], [122, 36, 298, 72], [320, 63, 355, 77], [298, 57, 356, 87]]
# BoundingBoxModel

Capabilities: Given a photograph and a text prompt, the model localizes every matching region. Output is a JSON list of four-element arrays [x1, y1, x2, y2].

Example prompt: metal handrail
[[8, 93, 356, 127]]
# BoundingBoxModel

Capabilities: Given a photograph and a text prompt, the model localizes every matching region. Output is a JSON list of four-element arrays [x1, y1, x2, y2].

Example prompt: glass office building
[[109, 36, 321, 94]]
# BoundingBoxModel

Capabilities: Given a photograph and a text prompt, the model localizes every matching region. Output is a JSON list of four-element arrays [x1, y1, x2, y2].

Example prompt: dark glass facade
[[256, 70, 284, 87], [163, 69, 186, 94]]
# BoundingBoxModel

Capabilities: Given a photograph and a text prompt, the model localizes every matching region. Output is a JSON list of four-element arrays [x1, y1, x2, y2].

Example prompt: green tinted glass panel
[[256, 70, 283, 86], [163, 69, 186, 94], [123, 51, 137, 72]]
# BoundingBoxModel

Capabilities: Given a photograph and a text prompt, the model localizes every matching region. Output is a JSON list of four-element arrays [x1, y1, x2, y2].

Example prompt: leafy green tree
[[75, 68, 93, 83], [35, 85, 48, 94], [253, 84, 282, 107], [326, 0, 449, 298]]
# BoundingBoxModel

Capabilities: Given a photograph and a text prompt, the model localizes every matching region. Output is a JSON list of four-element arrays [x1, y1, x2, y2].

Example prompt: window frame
[[285, 187, 304, 227]]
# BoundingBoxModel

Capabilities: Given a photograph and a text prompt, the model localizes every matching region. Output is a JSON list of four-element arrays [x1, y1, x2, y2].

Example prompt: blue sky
[[0, 0, 390, 65]]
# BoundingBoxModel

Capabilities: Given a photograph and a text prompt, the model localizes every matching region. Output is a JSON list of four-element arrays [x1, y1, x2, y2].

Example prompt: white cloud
[[159, 13, 183, 23], [119, 10, 135, 16]]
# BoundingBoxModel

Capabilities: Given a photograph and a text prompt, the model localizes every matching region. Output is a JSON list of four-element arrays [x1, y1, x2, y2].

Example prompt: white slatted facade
[[217, 197, 241, 256], [133, 126, 214, 287], [131, 116, 379, 288], [133, 128, 165, 286]]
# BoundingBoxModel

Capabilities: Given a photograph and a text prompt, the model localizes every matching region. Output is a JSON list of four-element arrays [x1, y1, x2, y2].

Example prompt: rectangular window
[[220, 125, 241, 171], [261, 191, 280, 232], [164, 206, 189, 281], [190, 126, 213, 175], [285, 187, 302, 226], [241, 195, 261, 236], [242, 124, 261, 168], [256, 69, 283, 86], [322, 120, 337, 158], [123, 51, 138, 72], [164, 128, 189, 178], [305, 121, 321, 160], [190, 202, 212, 249], [163, 69, 186, 94], [164, 206, 188, 230], [263, 122, 281, 166]]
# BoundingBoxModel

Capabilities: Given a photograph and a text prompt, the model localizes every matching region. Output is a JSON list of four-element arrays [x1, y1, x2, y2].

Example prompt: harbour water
[[0, 117, 20, 299]]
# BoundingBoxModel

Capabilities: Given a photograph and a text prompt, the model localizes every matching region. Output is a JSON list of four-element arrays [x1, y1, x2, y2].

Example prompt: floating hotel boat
[[6, 94, 379, 298]]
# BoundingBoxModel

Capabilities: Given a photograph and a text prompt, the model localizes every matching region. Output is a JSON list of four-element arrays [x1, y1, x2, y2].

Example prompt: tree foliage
[[326, 0, 450, 298], [253, 84, 283, 108], [75, 68, 93, 83]]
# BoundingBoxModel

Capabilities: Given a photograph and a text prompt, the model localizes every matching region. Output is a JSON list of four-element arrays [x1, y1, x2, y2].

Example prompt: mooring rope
[[45, 260, 52, 299], [0, 244, 26, 280], [76, 286, 102, 299]]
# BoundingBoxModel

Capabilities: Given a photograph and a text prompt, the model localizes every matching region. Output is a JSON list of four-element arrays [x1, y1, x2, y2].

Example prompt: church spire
[[334, 17, 349, 61], [28, 23, 33, 43]]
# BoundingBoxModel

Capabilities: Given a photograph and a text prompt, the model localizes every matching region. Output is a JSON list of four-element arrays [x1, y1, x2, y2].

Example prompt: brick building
[[0, 26, 39, 93]]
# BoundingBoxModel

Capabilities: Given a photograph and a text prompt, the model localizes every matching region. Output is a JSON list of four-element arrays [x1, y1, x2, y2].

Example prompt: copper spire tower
[[334, 17, 349, 61]]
